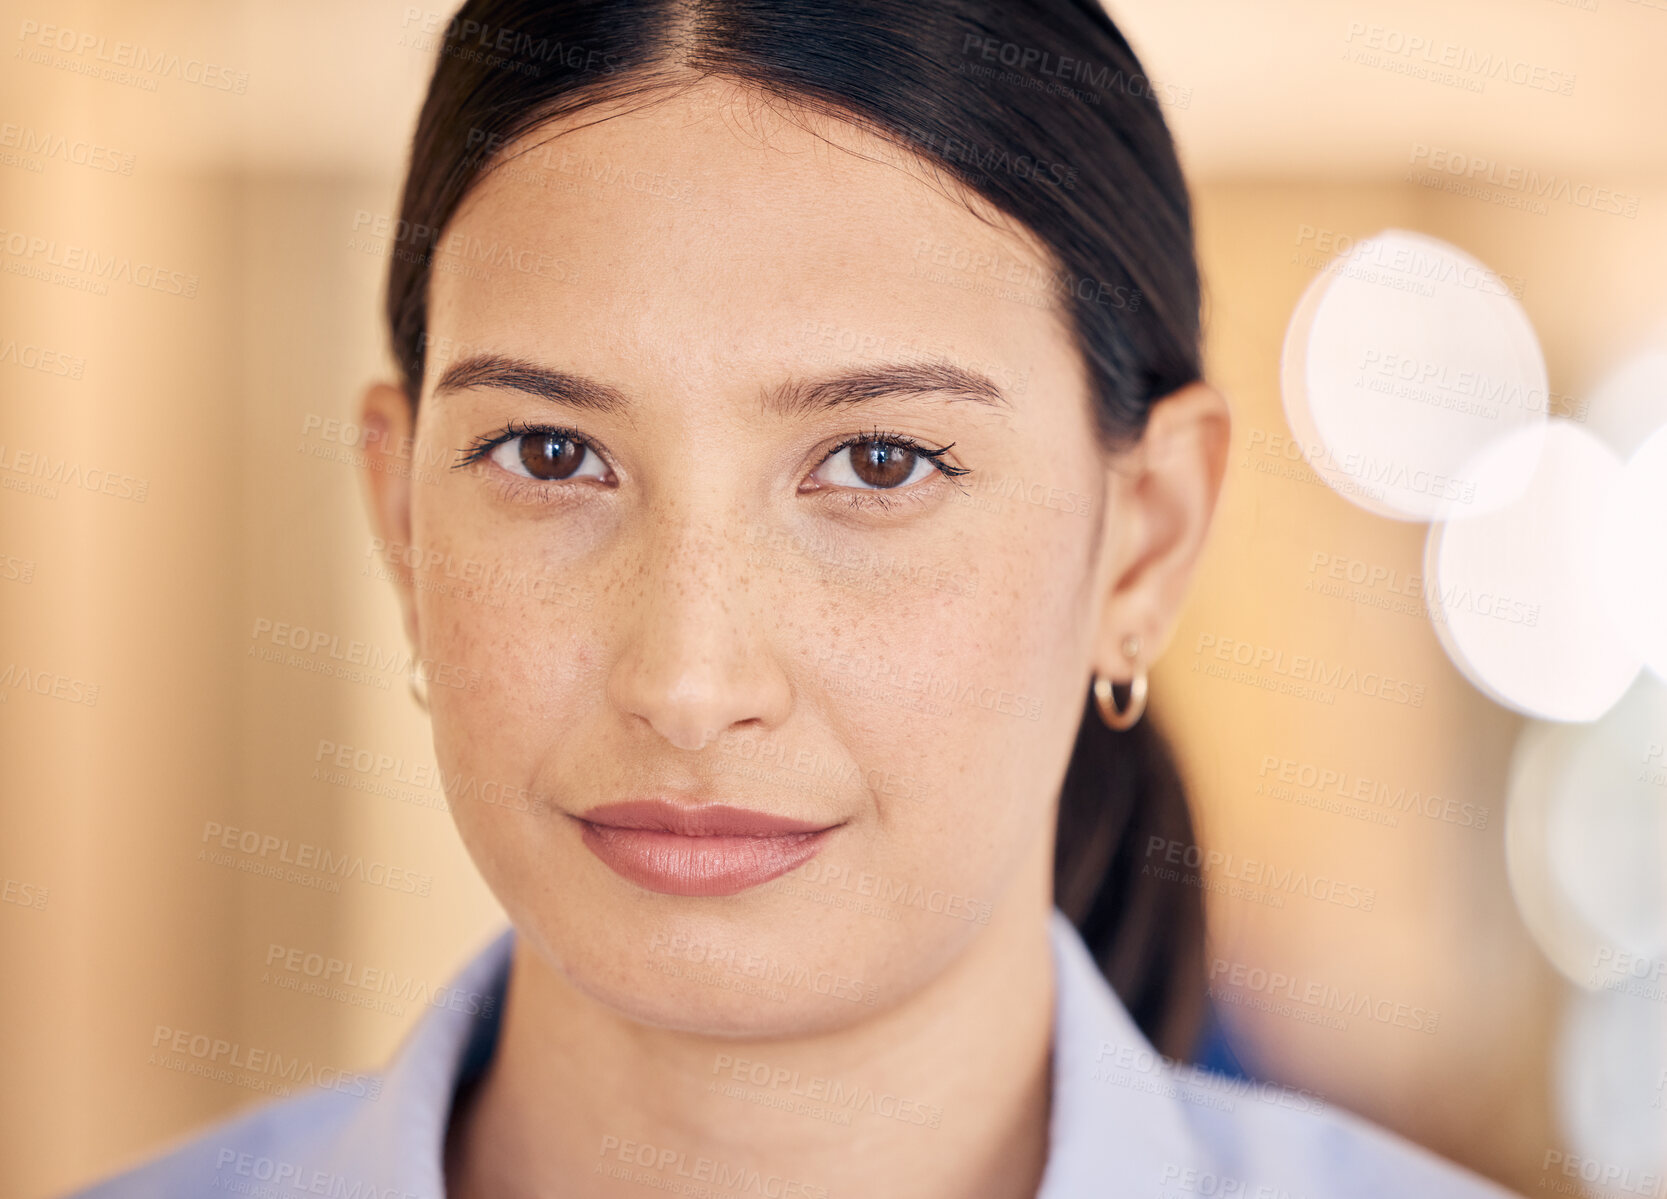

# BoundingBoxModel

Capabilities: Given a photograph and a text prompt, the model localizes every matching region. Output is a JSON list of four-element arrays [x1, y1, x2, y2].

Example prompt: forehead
[[424, 77, 1077, 404]]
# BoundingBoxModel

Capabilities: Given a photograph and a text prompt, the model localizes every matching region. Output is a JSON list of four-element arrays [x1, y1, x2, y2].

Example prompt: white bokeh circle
[[1597, 422, 1667, 684], [1504, 672, 1667, 989], [1554, 984, 1667, 1191], [1282, 228, 1549, 521], [1425, 421, 1639, 722], [1586, 346, 1667, 459]]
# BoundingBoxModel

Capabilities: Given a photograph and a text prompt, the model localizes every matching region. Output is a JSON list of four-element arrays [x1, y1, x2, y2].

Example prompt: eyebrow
[[433, 352, 1011, 418]]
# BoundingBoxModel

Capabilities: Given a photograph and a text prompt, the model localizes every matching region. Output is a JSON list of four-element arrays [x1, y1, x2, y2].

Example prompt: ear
[[359, 381, 422, 651], [1092, 380, 1232, 681]]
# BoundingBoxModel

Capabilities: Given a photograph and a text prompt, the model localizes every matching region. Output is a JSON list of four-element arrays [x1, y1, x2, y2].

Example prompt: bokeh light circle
[[1554, 984, 1667, 1190], [1587, 346, 1667, 459], [1425, 421, 1639, 722], [1597, 422, 1667, 684], [1504, 672, 1667, 989], [1282, 228, 1548, 521]]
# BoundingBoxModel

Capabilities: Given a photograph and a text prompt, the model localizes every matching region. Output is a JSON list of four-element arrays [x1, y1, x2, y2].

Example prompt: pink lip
[[575, 800, 837, 897]]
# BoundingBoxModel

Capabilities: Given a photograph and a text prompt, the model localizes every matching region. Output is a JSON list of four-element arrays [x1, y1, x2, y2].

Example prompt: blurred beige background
[[3, 2, 1665, 1197]]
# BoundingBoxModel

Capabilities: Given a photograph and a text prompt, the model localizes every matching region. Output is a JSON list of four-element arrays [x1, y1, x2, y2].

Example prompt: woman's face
[[363, 78, 1197, 1036]]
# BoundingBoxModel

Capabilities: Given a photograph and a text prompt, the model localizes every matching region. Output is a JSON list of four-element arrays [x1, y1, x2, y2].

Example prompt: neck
[[446, 881, 1058, 1199]]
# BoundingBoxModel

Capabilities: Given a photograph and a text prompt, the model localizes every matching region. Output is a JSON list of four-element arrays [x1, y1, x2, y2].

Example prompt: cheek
[[423, 600, 595, 789], [417, 581, 603, 942], [806, 506, 1097, 884], [406, 496, 603, 821]]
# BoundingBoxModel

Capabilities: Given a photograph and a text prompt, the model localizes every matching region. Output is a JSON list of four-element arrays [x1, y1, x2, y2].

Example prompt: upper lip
[[576, 799, 837, 837]]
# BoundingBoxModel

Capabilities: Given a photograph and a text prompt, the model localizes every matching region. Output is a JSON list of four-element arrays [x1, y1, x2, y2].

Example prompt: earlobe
[[358, 381, 422, 647]]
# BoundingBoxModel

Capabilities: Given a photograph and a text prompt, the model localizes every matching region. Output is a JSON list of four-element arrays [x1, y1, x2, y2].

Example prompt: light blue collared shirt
[[68, 910, 1518, 1198]]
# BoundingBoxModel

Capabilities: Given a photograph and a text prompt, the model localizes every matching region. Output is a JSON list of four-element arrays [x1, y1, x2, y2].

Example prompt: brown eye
[[849, 440, 919, 488], [519, 432, 583, 480], [812, 437, 937, 492], [486, 430, 607, 483]]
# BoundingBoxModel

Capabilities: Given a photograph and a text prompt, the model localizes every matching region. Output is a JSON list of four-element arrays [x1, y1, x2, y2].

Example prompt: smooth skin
[[360, 76, 1229, 1199]]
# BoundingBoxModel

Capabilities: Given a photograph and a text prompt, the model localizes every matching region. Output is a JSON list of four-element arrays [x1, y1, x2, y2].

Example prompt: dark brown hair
[[385, 0, 1207, 1058]]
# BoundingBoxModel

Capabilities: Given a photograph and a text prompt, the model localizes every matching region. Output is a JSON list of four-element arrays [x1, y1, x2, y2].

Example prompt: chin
[[573, 966, 878, 1039], [518, 890, 944, 1038]]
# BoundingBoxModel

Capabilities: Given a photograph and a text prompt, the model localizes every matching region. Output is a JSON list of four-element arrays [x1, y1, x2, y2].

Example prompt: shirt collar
[[1036, 907, 1201, 1196], [313, 925, 513, 1199], [326, 912, 1190, 1197]]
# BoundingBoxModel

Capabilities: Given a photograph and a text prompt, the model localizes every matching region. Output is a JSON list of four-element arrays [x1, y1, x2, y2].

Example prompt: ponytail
[[1055, 691, 1206, 1060]]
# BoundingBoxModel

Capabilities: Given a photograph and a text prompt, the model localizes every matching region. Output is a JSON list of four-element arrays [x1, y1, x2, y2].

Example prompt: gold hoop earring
[[408, 658, 429, 713], [1093, 634, 1147, 731]]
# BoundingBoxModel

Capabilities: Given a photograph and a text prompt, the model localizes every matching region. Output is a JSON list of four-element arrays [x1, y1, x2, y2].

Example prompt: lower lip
[[577, 823, 832, 896]]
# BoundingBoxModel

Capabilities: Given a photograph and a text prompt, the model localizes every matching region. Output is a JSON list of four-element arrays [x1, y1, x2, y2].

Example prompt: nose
[[604, 507, 794, 752]]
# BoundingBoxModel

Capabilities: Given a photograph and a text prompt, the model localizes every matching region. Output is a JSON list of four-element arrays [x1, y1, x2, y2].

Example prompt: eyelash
[[453, 421, 972, 509]]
